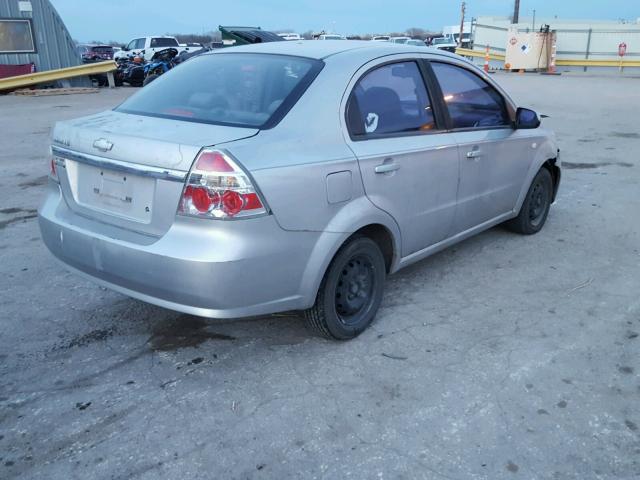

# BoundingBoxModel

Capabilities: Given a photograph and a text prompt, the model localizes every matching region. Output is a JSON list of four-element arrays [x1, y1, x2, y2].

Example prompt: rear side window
[[150, 37, 179, 48], [347, 61, 436, 137], [116, 53, 323, 129], [431, 62, 510, 129]]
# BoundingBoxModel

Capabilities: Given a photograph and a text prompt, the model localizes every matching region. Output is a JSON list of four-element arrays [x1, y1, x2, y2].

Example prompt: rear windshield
[[150, 37, 179, 48], [116, 53, 323, 129]]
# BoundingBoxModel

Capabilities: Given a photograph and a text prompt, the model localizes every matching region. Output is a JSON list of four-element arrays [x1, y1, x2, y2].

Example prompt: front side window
[[117, 53, 323, 129], [348, 61, 436, 137], [431, 62, 510, 129]]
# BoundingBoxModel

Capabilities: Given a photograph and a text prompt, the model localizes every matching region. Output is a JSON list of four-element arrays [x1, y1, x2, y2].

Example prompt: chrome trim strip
[[51, 145, 187, 183]]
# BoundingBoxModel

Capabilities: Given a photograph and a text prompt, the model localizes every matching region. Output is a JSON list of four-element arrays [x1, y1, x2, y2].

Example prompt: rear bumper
[[39, 181, 333, 318]]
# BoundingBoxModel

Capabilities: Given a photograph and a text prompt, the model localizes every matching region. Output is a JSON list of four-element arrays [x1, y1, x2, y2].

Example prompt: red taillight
[[221, 190, 244, 216], [185, 186, 212, 213], [178, 149, 267, 220], [243, 193, 263, 210], [195, 151, 234, 172], [49, 157, 59, 182]]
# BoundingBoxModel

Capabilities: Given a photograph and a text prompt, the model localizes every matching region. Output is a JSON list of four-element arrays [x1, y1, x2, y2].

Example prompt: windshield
[[433, 38, 451, 45], [116, 53, 323, 129]]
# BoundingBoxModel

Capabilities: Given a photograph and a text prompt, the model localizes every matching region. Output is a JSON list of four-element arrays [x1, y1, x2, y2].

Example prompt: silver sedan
[[39, 41, 560, 339]]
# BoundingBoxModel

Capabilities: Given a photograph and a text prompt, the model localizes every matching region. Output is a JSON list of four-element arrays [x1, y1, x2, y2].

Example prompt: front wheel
[[505, 168, 553, 234], [304, 236, 386, 340]]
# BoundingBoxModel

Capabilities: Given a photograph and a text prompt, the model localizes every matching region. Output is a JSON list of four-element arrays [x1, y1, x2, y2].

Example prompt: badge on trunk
[[93, 138, 113, 152]]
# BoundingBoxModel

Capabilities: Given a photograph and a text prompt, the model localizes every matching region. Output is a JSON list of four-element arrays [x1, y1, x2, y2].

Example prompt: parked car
[[40, 41, 560, 340], [317, 34, 345, 40], [114, 36, 196, 61], [405, 39, 427, 46], [389, 36, 411, 44], [371, 36, 390, 41], [431, 36, 458, 53], [278, 33, 302, 41], [77, 44, 114, 62]]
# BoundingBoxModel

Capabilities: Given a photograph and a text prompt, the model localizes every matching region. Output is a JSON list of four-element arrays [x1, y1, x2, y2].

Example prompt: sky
[[49, 0, 640, 42]]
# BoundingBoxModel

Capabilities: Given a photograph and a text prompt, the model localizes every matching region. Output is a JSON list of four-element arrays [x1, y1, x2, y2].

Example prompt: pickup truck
[[114, 36, 197, 61], [431, 36, 458, 53]]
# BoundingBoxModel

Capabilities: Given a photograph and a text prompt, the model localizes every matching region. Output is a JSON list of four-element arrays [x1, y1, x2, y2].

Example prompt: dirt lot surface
[[1, 75, 639, 479]]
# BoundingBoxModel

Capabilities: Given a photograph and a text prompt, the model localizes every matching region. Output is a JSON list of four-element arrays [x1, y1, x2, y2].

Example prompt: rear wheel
[[304, 236, 386, 340], [505, 168, 553, 234]]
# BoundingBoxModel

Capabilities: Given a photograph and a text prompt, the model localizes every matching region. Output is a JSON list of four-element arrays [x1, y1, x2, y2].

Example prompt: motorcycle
[[115, 54, 146, 87], [142, 48, 179, 86]]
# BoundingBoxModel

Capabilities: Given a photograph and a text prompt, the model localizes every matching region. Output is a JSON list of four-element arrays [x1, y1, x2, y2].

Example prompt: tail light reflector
[[49, 154, 59, 182], [178, 149, 267, 219]]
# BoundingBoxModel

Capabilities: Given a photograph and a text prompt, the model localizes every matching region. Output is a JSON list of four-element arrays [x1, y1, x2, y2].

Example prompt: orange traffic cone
[[484, 45, 490, 73]]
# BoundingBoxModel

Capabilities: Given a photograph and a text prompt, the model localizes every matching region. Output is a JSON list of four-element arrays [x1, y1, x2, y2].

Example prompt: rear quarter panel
[[225, 55, 399, 235]]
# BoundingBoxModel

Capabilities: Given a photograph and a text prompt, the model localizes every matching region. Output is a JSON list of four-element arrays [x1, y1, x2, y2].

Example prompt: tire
[[505, 168, 553, 235], [143, 74, 159, 86], [304, 236, 386, 340]]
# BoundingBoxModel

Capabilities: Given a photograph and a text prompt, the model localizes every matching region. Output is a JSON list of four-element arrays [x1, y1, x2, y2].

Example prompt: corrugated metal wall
[[473, 16, 640, 72], [0, 0, 80, 71]]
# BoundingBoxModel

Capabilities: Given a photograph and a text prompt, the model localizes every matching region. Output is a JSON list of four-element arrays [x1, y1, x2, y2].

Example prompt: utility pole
[[532, 9, 536, 31], [512, 0, 520, 24], [458, 1, 466, 48]]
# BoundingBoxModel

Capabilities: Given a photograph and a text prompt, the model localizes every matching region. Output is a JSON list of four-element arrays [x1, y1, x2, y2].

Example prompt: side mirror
[[515, 107, 541, 129]]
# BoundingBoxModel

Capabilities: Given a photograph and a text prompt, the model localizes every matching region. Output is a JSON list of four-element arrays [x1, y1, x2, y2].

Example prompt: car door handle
[[466, 149, 483, 159], [374, 163, 400, 174]]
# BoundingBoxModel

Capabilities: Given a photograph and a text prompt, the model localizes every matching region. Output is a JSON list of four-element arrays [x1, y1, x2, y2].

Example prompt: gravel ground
[[1, 74, 639, 480]]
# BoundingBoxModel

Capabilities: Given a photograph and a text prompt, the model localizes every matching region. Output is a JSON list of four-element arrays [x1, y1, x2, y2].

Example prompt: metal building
[[0, 0, 83, 79], [470, 16, 640, 73]]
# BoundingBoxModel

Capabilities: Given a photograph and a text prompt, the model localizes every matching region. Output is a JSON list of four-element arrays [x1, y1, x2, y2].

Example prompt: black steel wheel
[[505, 168, 553, 235], [305, 236, 386, 340]]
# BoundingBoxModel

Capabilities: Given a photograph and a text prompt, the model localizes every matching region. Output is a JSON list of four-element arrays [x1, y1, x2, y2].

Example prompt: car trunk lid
[[52, 111, 258, 237]]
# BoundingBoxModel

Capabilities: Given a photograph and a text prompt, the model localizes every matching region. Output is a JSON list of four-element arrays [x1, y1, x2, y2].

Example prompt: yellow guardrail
[[455, 48, 640, 68], [455, 47, 505, 61], [0, 61, 117, 91], [555, 58, 640, 67]]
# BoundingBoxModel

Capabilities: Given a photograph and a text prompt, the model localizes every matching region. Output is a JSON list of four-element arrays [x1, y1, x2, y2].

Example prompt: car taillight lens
[[178, 149, 267, 219], [49, 154, 59, 182]]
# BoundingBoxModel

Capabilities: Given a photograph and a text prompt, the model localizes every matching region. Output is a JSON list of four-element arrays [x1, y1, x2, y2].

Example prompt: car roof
[[79, 44, 112, 48], [211, 40, 461, 62]]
